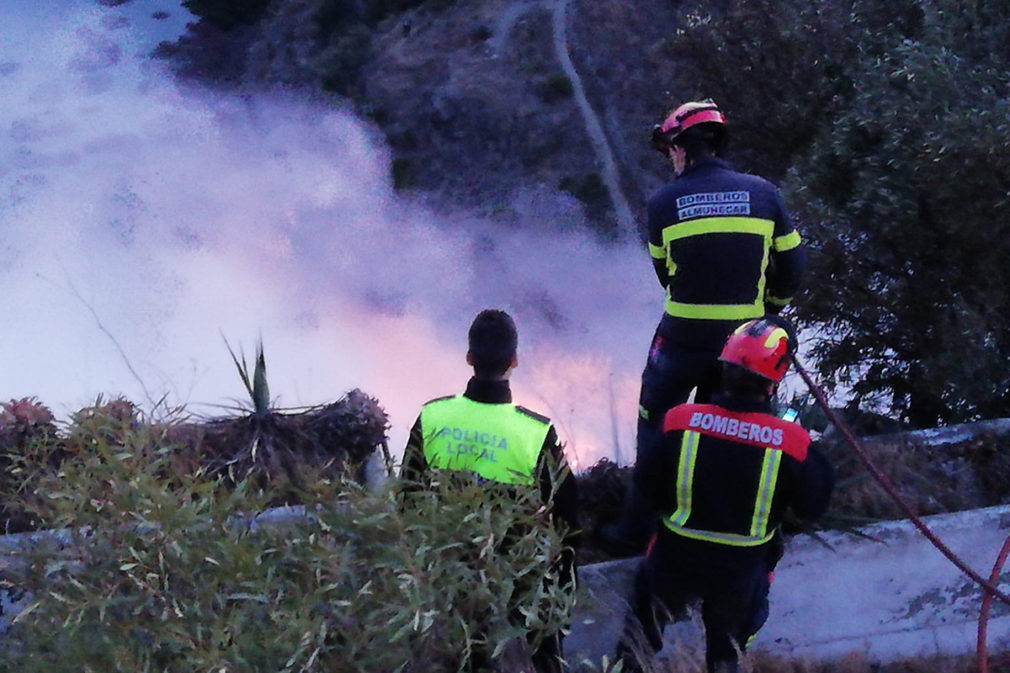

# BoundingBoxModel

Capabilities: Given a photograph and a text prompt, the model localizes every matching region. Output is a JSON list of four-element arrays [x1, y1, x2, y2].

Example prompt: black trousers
[[614, 334, 720, 544], [617, 531, 771, 673]]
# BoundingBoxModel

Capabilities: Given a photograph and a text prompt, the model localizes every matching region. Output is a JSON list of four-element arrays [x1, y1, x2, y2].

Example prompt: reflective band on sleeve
[[764, 295, 791, 307], [649, 241, 666, 259], [773, 230, 802, 252]]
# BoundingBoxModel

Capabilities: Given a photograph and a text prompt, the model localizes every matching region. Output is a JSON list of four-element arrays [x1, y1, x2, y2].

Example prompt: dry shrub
[[63, 396, 140, 453], [168, 388, 389, 495], [574, 458, 631, 564], [957, 432, 1010, 506], [822, 432, 1007, 525], [0, 397, 60, 533], [0, 390, 390, 534]]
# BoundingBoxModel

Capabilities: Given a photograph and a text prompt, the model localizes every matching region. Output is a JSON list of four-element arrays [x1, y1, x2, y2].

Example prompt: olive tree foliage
[[665, 0, 1010, 426], [661, 0, 924, 181], [182, 0, 276, 30], [784, 0, 1010, 427]]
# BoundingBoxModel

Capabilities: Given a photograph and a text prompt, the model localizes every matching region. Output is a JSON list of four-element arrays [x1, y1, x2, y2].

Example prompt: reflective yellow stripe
[[750, 449, 782, 538], [669, 431, 699, 527], [662, 522, 776, 547], [663, 439, 783, 548], [649, 242, 665, 259], [665, 297, 765, 320], [765, 294, 791, 307], [661, 216, 775, 244], [773, 229, 801, 252], [660, 216, 773, 320]]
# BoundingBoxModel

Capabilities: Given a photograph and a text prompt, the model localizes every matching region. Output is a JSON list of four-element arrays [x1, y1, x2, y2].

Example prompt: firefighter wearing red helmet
[[599, 99, 808, 555], [616, 316, 833, 673]]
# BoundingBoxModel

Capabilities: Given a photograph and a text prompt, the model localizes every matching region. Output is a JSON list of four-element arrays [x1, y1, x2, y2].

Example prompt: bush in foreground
[[1, 419, 575, 672]]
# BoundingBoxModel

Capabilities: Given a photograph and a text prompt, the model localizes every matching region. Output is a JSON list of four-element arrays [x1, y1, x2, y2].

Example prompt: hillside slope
[[167, 0, 699, 237]]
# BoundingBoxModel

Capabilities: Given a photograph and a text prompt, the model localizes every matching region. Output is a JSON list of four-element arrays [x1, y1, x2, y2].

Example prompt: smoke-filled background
[[0, 1, 658, 469]]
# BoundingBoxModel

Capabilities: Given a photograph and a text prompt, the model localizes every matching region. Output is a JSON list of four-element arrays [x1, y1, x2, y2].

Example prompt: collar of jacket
[[463, 377, 512, 404], [680, 155, 732, 177], [711, 392, 773, 414]]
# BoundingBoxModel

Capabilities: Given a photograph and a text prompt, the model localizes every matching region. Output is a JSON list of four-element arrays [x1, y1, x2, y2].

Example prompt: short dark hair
[[720, 361, 774, 399], [673, 123, 727, 161], [468, 309, 518, 378]]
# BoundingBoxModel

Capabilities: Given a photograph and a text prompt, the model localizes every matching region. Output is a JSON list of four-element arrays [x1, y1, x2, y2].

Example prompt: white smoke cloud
[[0, 1, 658, 467]]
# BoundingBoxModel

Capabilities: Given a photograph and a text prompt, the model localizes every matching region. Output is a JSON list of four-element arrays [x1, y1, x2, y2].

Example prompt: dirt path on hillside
[[551, 0, 637, 238], [491, 0, 637, 237]]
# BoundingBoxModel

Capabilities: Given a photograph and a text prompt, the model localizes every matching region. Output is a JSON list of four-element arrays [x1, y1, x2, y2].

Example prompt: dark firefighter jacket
[[400, 377, 580, 553], [641, 394, 833, 564], [647, 156, 807, 350]]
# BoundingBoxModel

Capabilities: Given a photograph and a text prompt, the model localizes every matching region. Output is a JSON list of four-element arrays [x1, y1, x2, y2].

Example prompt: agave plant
[[223, 336, 271, 419]]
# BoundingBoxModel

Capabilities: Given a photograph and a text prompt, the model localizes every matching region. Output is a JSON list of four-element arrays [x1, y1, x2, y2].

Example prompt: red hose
[[977, 534, 1010, 673], [792, 357, 1010, 609]]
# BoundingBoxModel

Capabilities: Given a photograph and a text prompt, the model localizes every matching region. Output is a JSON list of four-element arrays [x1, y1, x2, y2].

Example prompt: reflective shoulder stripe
[[649, 241, 666, 260], [773, 229, 802, 252], [515, 404, 551, 425], [664, 403, 810, 461], [764, 294, 791, 307], [662, 216, 775, 244]]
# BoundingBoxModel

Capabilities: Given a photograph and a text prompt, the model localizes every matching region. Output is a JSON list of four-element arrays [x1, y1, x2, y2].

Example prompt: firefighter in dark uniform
[[615, 317, 834, 673], [601, 99, 808, 554], [400, 309, 580, 673]]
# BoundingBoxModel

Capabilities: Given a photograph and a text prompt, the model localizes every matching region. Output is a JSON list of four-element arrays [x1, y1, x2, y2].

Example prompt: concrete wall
[[566, 505, 1010, 667]]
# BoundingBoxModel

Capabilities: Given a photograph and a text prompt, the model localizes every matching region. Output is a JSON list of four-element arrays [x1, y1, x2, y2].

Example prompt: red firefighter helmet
[[719, 317, 796, 383], [651, 99, 726, 153]]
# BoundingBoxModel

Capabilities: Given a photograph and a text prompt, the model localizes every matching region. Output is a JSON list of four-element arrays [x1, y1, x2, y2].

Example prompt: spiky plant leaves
[[252, 344, 269, 420], [222, 335, 271, 419]]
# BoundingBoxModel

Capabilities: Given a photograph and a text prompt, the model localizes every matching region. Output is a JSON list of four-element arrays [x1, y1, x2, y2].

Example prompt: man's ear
[[510, 353, 519, 369], [466, 351, 474, 366]]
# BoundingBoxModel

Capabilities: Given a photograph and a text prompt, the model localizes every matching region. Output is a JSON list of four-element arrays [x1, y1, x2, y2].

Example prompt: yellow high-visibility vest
[[419, 395, 550, 486]]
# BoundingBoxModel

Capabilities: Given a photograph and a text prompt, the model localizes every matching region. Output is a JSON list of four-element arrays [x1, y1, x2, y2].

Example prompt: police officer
[[400, 309, 579, 673], [601, 99, 808, 554], [616, 317, 833, 673]]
